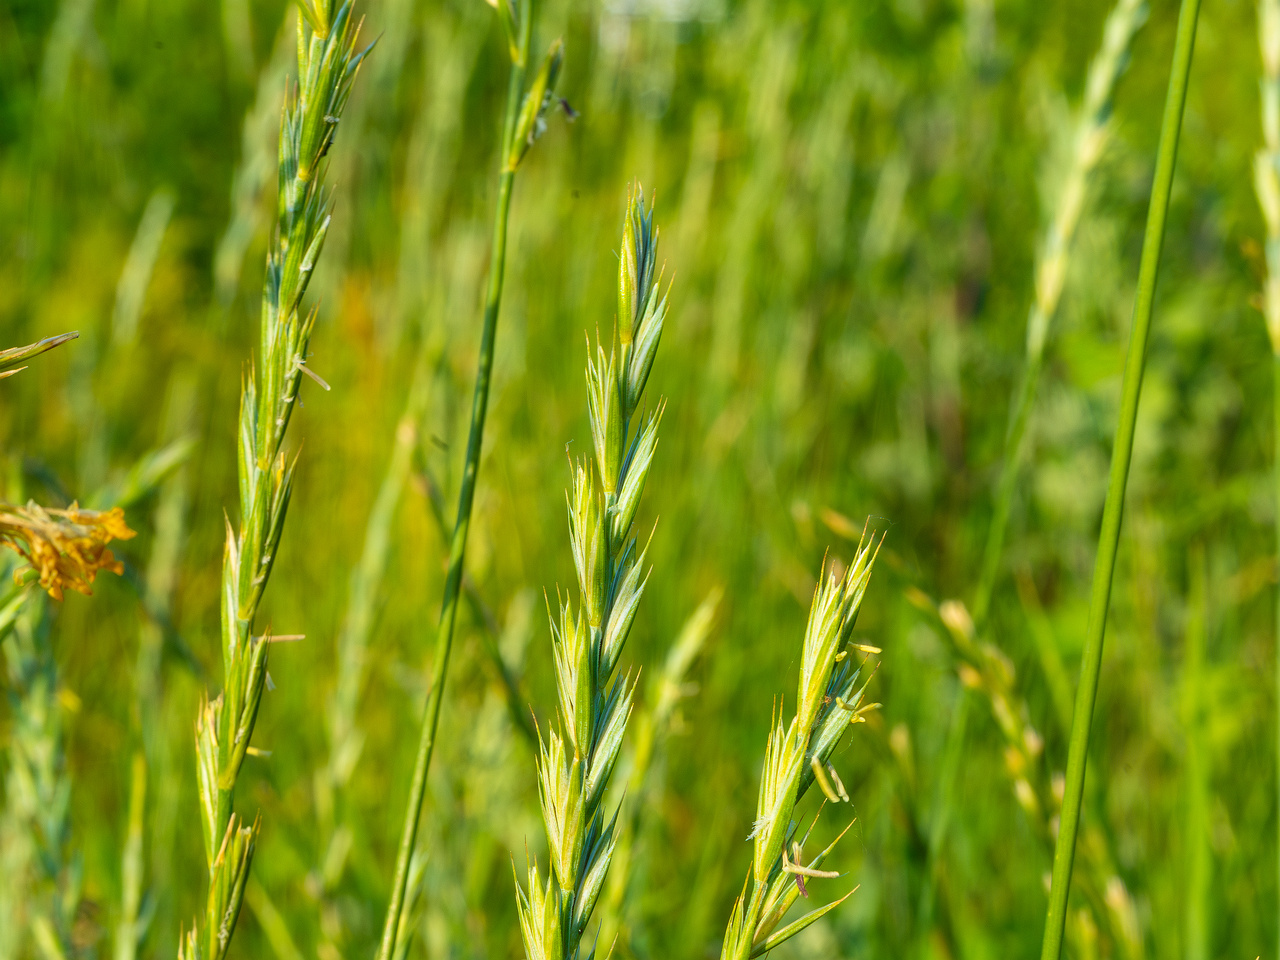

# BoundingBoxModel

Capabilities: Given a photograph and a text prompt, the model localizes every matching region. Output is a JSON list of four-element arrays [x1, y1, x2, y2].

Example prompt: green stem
[[1039, 1, 1200, 956], [374, 14, 530, 959]]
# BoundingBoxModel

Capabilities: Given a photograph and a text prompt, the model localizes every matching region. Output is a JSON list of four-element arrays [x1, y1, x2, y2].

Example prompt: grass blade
[[1040, 0, 1201, 955]]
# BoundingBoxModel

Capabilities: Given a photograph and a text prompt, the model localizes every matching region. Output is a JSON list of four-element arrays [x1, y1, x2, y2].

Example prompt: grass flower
[[515, 184, 670, 960], [178, 5, 369, 958], [720, 533, 880, 960]]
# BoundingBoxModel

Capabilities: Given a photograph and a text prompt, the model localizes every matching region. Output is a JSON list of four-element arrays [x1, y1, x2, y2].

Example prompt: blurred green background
[[0, 0, 1276, 957]]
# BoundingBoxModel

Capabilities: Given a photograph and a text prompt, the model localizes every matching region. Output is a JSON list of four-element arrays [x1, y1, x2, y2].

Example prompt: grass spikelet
[[0, 331, 78, 380], [595, 588, 721, 950], [179, 6, 369, 958], [516, 183, 670, 960], [720, 532, 881, 960], [375, 1, 569, 952]]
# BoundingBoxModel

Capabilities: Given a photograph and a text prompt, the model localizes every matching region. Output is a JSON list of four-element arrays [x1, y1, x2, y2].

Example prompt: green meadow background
[[0, 0, 1276, 957]]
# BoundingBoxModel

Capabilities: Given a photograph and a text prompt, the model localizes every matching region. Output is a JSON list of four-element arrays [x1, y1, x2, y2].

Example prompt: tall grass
[[375, 2, 567, 955], [2, 1, 1274, 958], [515, 185, 669, 960], [1040, 0, 1201, 954], [179, 6, 369, 957]]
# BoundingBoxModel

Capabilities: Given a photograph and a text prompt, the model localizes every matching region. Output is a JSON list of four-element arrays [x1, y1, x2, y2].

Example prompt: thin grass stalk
[[973, 0, 1147, 626], [376, 4, 567, 955], [179, 6, 370, 957], [514, 184, 672, 960], [1253, 0, 1280, 947], [416, 459, 538, 746], [1039, 1, 1200, 955], [413, 593, 533, 958], [931, 7, 1148, 931]]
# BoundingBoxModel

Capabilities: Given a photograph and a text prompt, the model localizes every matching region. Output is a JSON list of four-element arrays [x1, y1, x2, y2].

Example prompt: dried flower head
[[0, 501, 136, 600]]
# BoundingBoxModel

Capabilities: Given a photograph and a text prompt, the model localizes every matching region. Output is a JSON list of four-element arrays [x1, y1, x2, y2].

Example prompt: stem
[[1039, 1, 1199, 955], [972, 0, 1148, 626], [374, 13, 531, 958], [417, 460, 537, 746], [1274, 353, 1280, 960]]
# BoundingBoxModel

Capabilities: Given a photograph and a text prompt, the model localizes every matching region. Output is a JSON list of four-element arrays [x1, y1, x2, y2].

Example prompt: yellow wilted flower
[[0, 501, 136, 600]]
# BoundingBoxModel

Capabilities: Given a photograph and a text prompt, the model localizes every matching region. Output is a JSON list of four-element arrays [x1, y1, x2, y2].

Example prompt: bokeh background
[[0, 0, 1276, 957]]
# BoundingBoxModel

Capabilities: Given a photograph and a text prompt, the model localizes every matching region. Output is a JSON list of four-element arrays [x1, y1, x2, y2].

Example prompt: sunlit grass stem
[[1040, 0, 1200, 955], [376, 3, 567, 955]]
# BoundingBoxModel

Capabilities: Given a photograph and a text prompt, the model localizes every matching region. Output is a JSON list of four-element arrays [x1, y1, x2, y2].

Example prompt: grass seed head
[[519, 186, 673, 960], [723, 525, 883, 959]]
